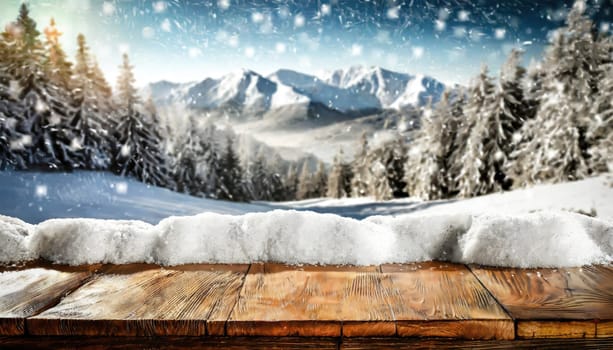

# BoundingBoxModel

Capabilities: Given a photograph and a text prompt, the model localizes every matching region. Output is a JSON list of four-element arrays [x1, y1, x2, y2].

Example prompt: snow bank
[[1, 210, 611, 268]]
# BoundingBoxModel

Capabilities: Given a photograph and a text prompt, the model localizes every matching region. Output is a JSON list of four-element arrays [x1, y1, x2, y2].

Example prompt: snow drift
[[1, 210, 611, 268]]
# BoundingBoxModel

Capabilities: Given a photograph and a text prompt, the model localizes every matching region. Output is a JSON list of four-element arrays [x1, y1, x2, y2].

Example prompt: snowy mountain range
[[145, 66, 446, 118]]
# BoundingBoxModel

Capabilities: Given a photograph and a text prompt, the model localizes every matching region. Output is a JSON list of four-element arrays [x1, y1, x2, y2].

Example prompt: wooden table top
[[0, 260, 611, 347]]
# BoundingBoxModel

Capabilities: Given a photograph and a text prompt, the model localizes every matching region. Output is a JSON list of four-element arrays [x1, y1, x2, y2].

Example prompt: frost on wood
[[1, 210, 610, 268]]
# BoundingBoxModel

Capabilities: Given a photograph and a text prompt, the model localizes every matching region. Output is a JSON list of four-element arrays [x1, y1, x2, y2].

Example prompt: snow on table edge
[[0, 210, 611, 268]]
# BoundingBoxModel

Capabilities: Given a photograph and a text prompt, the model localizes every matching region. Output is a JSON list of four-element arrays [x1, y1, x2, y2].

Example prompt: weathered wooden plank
[[470, 265, 613, 320], [470, 264, 613, 338], [597, 321, 613, 338], [0, 336, 339, 349], [381, 262, 513, 340], [0, 267, 92, 335], [27, 264, 248, 336], [227, 263, 395, 337], [518, 321, 596, 338], [342, 337, 613, 349]]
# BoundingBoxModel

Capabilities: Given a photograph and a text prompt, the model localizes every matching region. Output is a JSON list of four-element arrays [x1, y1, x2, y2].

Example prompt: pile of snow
[[1, 210, 610, 268]]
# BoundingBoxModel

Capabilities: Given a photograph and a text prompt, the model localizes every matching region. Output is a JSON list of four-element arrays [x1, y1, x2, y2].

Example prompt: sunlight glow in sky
[[1, 0, 612, 86]]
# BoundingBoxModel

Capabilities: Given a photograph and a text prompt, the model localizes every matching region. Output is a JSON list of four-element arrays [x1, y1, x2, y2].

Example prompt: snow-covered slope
[[283, 174, 613, 220], [145, 66, 446, 115]]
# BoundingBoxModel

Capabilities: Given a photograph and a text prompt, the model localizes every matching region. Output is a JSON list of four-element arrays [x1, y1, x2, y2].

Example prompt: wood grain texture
[[470, 265, 613, 320], [597, 321, 613, 338], [518, 321, 596, 338], [227, 263, 395, 337], [0, 336, 339, 349], [381, 262, 513, 340], [27, 264, 248, 336], [0, 267, 92, 335], [342, 337, 613, 349]]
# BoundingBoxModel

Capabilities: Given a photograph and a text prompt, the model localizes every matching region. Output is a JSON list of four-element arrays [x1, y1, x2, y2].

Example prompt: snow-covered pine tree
[[387, 138, 408, 198], [112, 53, 170, 186], [296, 161, 312, 200], [172, 116, 206, 195], [512, 1, 597, 185], [267, 157, 287, 202], [327, 148, 348, 198], [588, 33, 613, 172], [350, 132, 370, 197], [9, 5, 79, 169], [284, 164, 299, 200], [408, 92, 460, 200], [70, 33, 112, 169], [43, 18, 72, 93], [460, 51, 529, 197], [457, 65, 497, 197], [249, 153, 271, 200], [216, 135, 249, 202], [0, 25, 27, 169], [367, 146, 393, 201], [311, 160, 328, 198]]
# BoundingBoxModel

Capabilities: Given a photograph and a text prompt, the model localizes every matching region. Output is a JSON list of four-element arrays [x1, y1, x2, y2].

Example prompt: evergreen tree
[[284, 164, 299, 200], [111, 53, 169, 186], [249, 153, 271, 200], [350, 132, 370, 197], [71, 33, 111, 169], [296, 161, 312, 200], [311, 160, 328, 198], [172, 117, 205, 195], [457, 65, 497, 197], [11, 5, 79, 169], [216, 135, 248, 201], [407, 92, 459, 200], [588, 34, 613, 172], [43, 18, 72, 92], [327, 148, 347, 198], [0, 24, 27, 169], [460, 52, 529, 197], [384, 138, 408, 198], [368, 147, 393, 201], [512, 1, 596, 185]]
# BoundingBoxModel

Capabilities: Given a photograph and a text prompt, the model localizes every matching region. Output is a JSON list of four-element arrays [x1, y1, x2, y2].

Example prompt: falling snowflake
[[458, 10, 470, 22], [412, 46, 424, 59], [142, 26, 155, 39], [152, 1, 167, 13], [120, 144, 131, 157], [217, 0, 230, 10], [434, 19, 446, 31], [160, 18, 171, 32], [188, 47, 202, 58], [350, 44, 362, 56], [35, 185, 48, 198], [495, 28, 506, 40], [321, 4, 331, 16], [244, 46, 255, 58], [387, 6, 400, 20], [102, 1, 115, 16], [294, 14, 305, 28], [275, 42, 286, 53], [115, 182, 128, 194]]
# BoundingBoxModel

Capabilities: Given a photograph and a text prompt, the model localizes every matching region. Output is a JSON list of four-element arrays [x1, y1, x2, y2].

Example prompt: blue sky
[[1, 0, 612, 86]]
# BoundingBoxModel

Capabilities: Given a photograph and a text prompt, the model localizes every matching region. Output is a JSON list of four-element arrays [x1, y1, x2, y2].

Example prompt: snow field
[[1, 210, 610, 268]]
